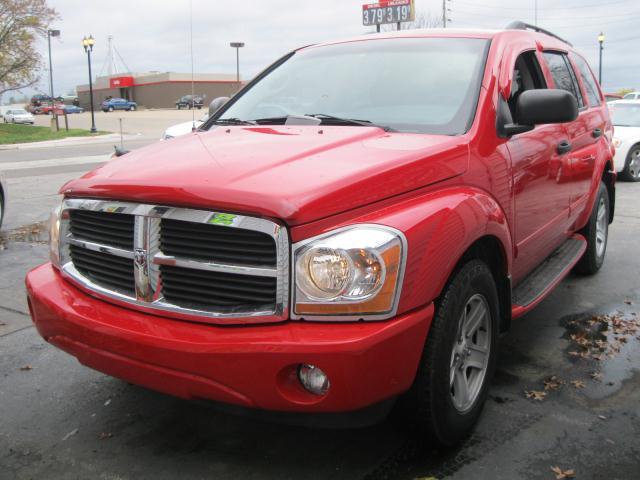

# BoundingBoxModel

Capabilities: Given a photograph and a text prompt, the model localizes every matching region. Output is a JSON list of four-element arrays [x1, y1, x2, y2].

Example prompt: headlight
[[292, 225, 406, 320], [612, 137, 622, 148], [49, 204, 62, 268]]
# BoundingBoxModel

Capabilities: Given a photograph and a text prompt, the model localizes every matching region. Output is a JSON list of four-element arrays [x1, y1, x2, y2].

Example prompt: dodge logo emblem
[[134, 248, 147, 268]]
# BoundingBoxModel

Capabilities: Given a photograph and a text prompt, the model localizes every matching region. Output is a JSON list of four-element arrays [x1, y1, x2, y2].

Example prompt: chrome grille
[[58, 199, 289, 324]]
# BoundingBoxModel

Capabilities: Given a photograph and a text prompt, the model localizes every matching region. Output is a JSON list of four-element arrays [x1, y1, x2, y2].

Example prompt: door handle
[[557, 140, 572, 155], [592, 128, 603, 139]]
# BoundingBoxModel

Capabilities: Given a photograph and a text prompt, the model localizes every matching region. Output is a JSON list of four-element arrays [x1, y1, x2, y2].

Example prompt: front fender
[[291, 186, 513, 315]]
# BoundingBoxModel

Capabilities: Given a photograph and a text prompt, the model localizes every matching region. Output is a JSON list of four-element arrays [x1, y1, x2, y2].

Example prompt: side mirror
[[504, 89, 578, 136], [209, 97, 229, 116]]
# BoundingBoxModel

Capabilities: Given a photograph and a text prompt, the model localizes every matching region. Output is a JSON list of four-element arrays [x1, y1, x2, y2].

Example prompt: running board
[[511, 235, 586, 319]]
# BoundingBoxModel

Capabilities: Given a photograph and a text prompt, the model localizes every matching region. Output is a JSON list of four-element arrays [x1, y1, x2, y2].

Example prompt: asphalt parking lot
[[0, 120, 639, 479]]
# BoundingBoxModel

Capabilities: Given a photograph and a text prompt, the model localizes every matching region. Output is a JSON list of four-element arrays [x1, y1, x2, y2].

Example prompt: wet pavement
[[1, 183, 639, 480]]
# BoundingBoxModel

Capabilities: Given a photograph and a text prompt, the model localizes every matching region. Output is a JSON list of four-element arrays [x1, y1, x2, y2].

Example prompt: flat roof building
[[77, 72, 240, 110]]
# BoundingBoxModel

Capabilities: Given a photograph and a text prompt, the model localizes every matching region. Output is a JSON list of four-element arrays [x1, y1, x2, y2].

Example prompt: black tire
[[621, 144, 640, 182], [398, 260, 499, 446], [575, 182, 609, 274], [0, 191, 4, 229], [108, 106, 114, 112], [130, 105, 136, 111]]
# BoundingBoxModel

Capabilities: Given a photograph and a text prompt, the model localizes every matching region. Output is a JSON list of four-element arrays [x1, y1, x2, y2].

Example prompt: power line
[[453, 0, 635, 11]]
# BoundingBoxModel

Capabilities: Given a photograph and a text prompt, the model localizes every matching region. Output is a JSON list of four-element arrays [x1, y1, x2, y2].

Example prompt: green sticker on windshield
[[208, 213, 237, 226]]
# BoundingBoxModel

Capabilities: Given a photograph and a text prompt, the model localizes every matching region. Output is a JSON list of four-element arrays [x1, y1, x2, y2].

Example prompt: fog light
[[297, 364, 330, 395]]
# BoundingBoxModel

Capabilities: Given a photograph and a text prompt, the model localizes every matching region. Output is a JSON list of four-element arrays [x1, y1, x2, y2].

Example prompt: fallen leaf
[[19, 365, 33, 371], [525, 390, 547, 401], [544, 375, 564, 391], [624, 300, 633, 305], [571, 380, 585, 389], [551, 466, 576, 479], [598, 415, 607, 420], [0, 321, 7, 326], [98, 432, 113, 440], [590, 371, 603, 381]]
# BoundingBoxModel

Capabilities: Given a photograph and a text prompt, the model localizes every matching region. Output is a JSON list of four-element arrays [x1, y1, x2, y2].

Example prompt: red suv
[[27, 23, 615, 445]]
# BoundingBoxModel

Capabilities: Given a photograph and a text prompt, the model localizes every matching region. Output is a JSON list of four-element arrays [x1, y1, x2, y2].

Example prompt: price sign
[[362, 0, 415, 26]]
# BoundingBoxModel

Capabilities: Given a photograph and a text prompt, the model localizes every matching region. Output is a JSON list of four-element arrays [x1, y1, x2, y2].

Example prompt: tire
[[130, 105, 136, 111], [177, 105, 181, 110], [575, 182, 609, 275], [108, 106, 114, 112], [398, 260, 499, 446], [621, 144, 640, 182]]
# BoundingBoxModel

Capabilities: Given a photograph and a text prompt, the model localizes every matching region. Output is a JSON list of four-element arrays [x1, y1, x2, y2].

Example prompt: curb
[[0, 133, 142, 151]]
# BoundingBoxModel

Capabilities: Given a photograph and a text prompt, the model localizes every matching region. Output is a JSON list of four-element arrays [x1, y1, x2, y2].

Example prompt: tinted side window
[[571, 54, 601, 107], [508, 51, 547, 119], [543, 52, 584, 108]]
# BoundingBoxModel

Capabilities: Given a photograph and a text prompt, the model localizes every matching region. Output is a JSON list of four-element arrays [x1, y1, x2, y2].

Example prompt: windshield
[[215, 37, 489, 135], [610, 103, 640, 127], [14, 109, 27, 115]]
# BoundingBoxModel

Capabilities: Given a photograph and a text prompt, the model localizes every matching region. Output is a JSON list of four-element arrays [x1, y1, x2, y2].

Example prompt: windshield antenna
[[189, 0, 196, 132]]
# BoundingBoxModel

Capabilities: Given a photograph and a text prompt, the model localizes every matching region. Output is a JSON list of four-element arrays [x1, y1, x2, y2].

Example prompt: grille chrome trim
[[58, 198, 289, 324]]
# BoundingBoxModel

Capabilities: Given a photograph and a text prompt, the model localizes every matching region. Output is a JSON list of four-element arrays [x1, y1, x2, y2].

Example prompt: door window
[[570, 54, 601, 107], [543, 52, 584, 108], [508, 51, 547, 120]]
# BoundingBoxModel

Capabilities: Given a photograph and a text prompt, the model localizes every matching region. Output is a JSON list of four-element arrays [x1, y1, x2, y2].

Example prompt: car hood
[[63, 125, 468, 225]]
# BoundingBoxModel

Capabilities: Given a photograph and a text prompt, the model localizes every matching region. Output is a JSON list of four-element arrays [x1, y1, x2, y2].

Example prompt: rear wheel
[[621, 145, 640, 182], [399, 260, 499, 446], [575, 182, 609, 274]]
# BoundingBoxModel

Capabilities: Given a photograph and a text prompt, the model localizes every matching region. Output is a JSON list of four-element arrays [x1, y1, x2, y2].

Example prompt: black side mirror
[[209, 97, 229, 117], [503, 89, 578, 136]]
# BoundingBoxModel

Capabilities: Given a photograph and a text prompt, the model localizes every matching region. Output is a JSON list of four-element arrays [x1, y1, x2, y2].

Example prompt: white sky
[[25, 0, 640, 98]]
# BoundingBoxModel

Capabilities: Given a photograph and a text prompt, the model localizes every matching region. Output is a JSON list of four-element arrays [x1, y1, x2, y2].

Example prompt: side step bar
[[511, 234, 586, 319]]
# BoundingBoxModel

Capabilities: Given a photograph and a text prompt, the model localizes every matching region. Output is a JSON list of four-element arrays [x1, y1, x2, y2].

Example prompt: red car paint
[[27, 29, 613, 414]]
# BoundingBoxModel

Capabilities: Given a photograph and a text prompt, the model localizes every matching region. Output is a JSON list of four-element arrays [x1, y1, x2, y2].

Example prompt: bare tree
[[0, 0, 58, 96]]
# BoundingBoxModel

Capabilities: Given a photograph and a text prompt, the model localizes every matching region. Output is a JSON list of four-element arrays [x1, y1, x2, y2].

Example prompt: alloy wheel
[[449, 293, 492, 413], [629, 149, 640, 180], [595, 196, 608, 258]]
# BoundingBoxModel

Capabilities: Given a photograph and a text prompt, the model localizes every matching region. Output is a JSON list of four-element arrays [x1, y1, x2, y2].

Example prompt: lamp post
[[82, 35, 97, 133], [230, 42, 245, 90], [47, 29, 60, 109], [598, 32, 605, 86]]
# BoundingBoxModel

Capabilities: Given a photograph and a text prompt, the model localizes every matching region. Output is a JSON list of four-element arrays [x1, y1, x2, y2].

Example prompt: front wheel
[[621, 145, 640, 182], [398, 260, 499, 446], [129, 105, 136, 111], [108, 106, 114, 112], [575, 181, 609, 274]]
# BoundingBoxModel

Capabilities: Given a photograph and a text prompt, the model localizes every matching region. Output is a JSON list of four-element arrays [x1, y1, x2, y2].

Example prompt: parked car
[[28, 23, 615, 446], [101, 98, 137, 112], [32, 103, 65, 115], [0, 169, 6, 229], [604, 93, 623, 103], [30, 94, 63, 107], [609, 100, 640, 181], [62, 105, 84, 114], [622, 92, 640, 100], [161, 114, 208, 140], [4, 109, 35, 124], [176, 94, 204, 109]]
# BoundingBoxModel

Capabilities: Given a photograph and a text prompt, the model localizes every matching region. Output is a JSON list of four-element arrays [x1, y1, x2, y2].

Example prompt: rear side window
[[543, 52, 584, 108], [571, 54, 601, 107]]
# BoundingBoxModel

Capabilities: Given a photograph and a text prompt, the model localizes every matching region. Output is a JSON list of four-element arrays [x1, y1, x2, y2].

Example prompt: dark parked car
[[102, 98, 137, 112], [176, 95, 204, 109]]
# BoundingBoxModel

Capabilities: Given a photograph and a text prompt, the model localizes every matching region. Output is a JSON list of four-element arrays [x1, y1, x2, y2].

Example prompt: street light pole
[[83, 35, 97, 133], [230, 42, 245, 90], [598, 32, 605, 86], [47, 29, 60, 127]]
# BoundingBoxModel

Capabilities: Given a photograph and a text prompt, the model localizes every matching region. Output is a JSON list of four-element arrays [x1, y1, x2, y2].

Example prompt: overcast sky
[[24, 0, 640, 99]]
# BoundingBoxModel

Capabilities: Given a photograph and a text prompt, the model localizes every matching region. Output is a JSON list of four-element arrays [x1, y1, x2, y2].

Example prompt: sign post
[[362, 0, 415, 32]]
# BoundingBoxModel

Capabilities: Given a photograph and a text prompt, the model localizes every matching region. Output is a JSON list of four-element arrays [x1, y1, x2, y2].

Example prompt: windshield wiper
[[305, 113, 395, 132], [211, 117, 256, 125]]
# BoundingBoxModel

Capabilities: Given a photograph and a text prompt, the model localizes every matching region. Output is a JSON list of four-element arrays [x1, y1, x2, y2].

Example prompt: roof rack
[[505, 21, 573, 47]]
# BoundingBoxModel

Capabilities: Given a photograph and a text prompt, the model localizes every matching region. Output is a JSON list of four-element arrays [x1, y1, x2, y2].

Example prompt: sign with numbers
[[362, 0, 415, 26]]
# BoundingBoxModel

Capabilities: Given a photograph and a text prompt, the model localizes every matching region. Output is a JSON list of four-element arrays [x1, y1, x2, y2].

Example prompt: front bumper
[[26, 263, 433, 414]]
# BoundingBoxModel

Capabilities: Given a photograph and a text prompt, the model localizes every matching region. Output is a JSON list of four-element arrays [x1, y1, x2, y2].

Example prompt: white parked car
[[4, 108, 35, 125], [161, 114, 208, 140], [622, 92, 640, 100], [610, 100, 640, 181]]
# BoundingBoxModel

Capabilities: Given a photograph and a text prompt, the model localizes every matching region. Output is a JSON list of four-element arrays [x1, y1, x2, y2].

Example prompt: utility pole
[[442, 0, 447, 28]]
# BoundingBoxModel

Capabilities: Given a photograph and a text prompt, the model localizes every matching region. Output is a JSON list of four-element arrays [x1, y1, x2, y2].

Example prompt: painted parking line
[[0, 155, 109, 171]]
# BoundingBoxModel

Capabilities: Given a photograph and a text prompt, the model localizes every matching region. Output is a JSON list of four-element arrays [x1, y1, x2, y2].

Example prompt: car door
[[566, 53, 608, 217], [503, 50, 574, 281]]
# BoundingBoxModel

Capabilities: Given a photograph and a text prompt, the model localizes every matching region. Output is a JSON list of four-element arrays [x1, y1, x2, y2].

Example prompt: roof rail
[[505, 21, 573, 47]]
